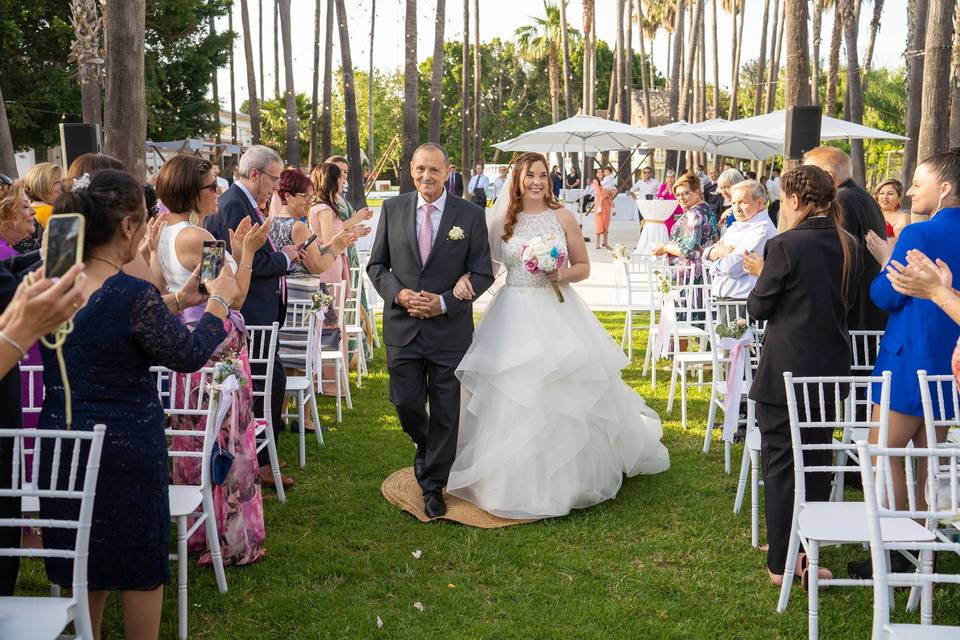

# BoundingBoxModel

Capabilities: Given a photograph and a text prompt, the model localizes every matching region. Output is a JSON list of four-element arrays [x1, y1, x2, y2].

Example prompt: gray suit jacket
[[366, 190, 494, 351]]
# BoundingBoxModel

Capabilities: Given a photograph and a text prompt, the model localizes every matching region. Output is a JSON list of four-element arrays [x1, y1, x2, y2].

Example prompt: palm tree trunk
[[668, 0, 686, 171], [949, 2, 960, 147], [764, 0, 783, 113], [210, 15, 222, 153], [309, 0, 321, 166], [104, 0, 146, 181], [826, 2, 842, 116], [841, 0, 865, 184], [321, 0, 333, 159], [472, 0, 481, 166], [334, 0, 367, 208], [861, 0, 885, 92], [918, 0, 956, 163], [902, 0, 928, 185], [753, 0, 771, 116], [239, 0, 261, 144], [368, 0, 377, 160], [427, 0, 446, 143], [626, 0, 635, 124], [549, 47, 561, 123], [680, 0, 703, 122], [229, 2, 238, 144], [273, 0, 280, 97], [583, 0, 595, 116], [461, 0, 470, 173], [784, 0, 812, 109], [259, 0, 264, 101], [709, 0, 720, 121], [609, 0, 624, 119], [811, 0, 822, 104], [727, 0, 738, 119], [0, 85, 18, 177], [278, 0, 299, 165], [70, 0, 103, 127], [636, 0, 653, 126], [401, 0, 418, 193], [559, 0, 574, 117]]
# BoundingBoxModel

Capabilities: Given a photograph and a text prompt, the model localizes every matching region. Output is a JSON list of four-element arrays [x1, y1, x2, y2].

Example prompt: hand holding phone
[[198, 240, 226, 295], [43, 214, 86, 279], [299, 233, 318, 251]]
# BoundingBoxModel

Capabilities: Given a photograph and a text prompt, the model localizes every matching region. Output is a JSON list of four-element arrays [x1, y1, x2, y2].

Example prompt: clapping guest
[[744, 165, 860, 586], [39, 169, 237, 638], [873, 178, 911, 239], [656, 169, 682, 233], [651, 172, 718, 282], [154, 154, 270, 564], [702, 180, 777, 302], [21, 162, 64, 230]]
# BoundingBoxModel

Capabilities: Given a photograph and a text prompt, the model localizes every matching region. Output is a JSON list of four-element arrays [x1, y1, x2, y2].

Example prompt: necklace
[[89, 256, 122, 272]]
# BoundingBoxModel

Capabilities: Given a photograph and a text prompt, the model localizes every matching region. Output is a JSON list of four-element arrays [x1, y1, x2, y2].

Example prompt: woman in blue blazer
[[868, 149, 960, 511]]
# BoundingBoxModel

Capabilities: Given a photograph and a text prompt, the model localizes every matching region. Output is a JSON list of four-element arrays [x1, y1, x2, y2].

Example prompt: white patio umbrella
[[638, 119, 784, 163], [692, 109, 908, 143]]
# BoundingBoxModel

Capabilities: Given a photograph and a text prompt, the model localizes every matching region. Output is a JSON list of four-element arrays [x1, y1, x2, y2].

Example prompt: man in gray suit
[[367, 143, 494, 518]]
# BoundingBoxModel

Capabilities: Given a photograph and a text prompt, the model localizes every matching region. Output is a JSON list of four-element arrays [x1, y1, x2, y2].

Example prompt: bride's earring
[[189, 211, 200, 226]]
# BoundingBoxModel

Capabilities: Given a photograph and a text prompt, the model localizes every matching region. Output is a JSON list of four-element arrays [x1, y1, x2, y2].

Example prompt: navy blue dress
[[39, 272, 226, 590]]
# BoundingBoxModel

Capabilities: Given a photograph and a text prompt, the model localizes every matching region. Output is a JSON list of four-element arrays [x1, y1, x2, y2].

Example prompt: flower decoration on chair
[[715, 317, 750, 340], [609, 243, 629, 262], [652, 270, 672, 296], [212, 355, 247, 388], [520, 234, 567, 303], [311, 290, 334, 313]]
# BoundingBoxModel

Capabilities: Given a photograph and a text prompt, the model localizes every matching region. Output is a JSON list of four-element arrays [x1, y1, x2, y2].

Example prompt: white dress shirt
[[630, 178, 660, 199], [413, 189, 449, 313], [468, 173, 490, 193], [493, 175, 509, 200], [601, 175, 616, 191], [702, 210, 778, 300], [767, 177, 781, 201]]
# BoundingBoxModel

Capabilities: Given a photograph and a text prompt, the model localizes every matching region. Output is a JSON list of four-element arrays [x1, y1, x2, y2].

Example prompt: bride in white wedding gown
[[445, 152, 670, 519]]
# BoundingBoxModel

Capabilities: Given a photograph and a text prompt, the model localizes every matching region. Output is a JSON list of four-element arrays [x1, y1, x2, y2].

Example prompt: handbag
[[320, 327, 341, 350], [211, 440, 234, 486]]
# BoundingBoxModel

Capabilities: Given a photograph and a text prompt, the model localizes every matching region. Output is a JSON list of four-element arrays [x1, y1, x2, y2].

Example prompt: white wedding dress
[[446, 208, 670, 519]]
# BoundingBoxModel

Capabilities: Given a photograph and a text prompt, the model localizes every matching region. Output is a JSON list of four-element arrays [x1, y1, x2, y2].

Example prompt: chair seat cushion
[[168, 484, 203, 518], [884, 623, 960, 639], [798, 502, 936, 543], [0, 596, 74, 640]]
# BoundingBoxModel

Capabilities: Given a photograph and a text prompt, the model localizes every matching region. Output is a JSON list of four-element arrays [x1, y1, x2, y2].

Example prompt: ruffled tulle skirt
[[446, 284, 670, 519]]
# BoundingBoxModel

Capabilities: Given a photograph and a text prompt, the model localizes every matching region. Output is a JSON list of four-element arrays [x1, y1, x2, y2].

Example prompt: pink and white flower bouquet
[[520, 234, 568, 303]]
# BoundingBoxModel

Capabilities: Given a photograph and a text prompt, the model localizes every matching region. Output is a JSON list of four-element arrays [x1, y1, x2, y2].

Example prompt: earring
[[189, 211, 200, 226]]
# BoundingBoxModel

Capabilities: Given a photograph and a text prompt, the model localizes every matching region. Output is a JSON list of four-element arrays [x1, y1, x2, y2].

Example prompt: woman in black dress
[[38, 170, 240, 638]]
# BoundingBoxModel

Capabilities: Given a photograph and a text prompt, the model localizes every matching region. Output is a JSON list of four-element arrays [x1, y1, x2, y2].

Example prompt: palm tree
[[721, 0, 742, 119], [321, 0, 333, 159], [461, 0, 470, 172], [69, 0, 103, 127], [902, 1, 928, 184], [840, 0, 865, 184], [679, 0, 704, 122], [278, 0, 299, 165], [918, 0, 956, 162], [861, 0, 886, 91], [309, 0, 321, 166], [239, 0, 261, 144], [104, 0, 146, 181], [368, 0, 377, 160], [0, 85, 18, 177], [583, 0, 595, 116], [259, 0, 264, 101], [752, 0, 771, 116], [668, 0, 686, 123], [517, 2, 581, 127], [427, 0, 446, 143], [472, 0, 481, 166], [950, 3, 960, 147], [334, 0, 367, 208], [708, 0, 720, 120], [401, 0, 418, 193], [784, 0, 811, 108], [635, 0, 654, 125], [825, 0, 841, 115], [229, 2, 238, 143], [558, 0, 575, 118], [273, 0, 280, 97], [763, 0, 785, 114], [811, 0, 823, 103], [210, 15, 222, 152]]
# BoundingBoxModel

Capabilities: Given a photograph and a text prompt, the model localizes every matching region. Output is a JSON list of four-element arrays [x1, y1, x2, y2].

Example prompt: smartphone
[[645, 194, 654, 200], [42, 213, 85, 279], [299, 233, 318, 251], [198, 240, 226, 295]]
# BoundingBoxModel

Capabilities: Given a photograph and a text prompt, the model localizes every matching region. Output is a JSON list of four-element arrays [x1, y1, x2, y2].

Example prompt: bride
[[446, 152, 670, 519]]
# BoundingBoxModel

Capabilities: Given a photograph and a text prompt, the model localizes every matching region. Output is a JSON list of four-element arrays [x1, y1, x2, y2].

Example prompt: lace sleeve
[[129, 281, 227, 372]]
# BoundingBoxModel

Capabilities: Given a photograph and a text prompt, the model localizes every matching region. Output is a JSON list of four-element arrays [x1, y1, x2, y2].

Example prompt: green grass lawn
[[17, 312, 960, 638]]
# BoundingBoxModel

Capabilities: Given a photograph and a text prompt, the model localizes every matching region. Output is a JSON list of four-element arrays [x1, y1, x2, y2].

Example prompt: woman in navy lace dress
[[38, 170, 239, 638]]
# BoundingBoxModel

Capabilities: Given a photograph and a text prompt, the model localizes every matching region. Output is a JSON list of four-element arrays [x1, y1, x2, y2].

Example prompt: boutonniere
[[447, 226, 466, 240]]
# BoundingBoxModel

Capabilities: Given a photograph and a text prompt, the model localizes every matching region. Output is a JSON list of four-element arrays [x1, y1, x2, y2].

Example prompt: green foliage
[[256, 92, 313, 165]]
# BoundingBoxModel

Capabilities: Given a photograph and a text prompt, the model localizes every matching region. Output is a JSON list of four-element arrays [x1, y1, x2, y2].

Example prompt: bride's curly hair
[[502, 152, 562, 242]]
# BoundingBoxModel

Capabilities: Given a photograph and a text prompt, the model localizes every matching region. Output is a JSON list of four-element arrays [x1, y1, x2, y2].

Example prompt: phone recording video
[[198, 240, 226, 294], [43, 213, 85, 279], [300, 233, 318, 251]]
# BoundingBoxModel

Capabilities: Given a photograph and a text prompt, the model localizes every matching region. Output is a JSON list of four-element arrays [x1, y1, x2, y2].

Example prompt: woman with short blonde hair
[[21, 162, 64, 229]]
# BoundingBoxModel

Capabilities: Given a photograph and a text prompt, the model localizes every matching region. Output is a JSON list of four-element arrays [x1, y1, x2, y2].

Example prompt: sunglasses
[[0, 174, 13, 186], [201, 182, 219, 193]]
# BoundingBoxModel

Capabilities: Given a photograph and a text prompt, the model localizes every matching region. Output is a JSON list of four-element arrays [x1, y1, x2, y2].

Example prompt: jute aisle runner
[[381, 467, 539, 528]]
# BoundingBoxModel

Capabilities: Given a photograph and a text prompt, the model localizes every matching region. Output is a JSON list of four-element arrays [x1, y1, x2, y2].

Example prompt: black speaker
[[59, 123, 102, 171], [783, 106, 823, 160]]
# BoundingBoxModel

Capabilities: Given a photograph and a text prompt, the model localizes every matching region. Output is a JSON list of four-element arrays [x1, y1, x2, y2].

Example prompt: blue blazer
[[871, 208, 960, 416]]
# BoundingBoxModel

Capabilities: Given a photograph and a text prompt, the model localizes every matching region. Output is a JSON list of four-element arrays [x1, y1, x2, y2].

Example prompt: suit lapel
[[405, 193, 422, 269], [423, 197, 460, 271]]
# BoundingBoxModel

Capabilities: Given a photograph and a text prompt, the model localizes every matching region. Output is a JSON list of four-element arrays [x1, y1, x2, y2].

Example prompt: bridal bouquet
[[520, 234, 567, 303]]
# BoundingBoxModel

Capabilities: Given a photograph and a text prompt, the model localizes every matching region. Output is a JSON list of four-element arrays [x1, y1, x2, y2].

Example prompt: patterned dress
[[667, 201, 718, 281]]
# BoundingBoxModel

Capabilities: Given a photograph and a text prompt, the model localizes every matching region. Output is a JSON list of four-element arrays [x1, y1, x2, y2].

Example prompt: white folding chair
[[856, 441, 960, 639], [0, 425, 106, 640], [620, 255, 664, 360], [245, 322, 286, 504], [162, 366, 228, 640], [345, 266, 367, 387], [356, 249, 380, 349], [317, 281, 353, 422], [778, 372, 934, 640], [278, 299, 323, 468], [640, 263, 705, 388], [850, 330, 884, 374], [19, 364, 44, 515], [665, 283, 716, 431]]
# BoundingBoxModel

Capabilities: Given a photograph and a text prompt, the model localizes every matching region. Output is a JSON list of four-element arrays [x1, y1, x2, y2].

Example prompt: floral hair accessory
[[71, 173, 91, 192]]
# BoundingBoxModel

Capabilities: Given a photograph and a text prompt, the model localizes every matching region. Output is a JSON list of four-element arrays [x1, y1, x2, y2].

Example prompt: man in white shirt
[[628, 165, 660, 200], [468, 163, 490, 207], [702, 179, 778, 301], [492, 165, 509, 201], [767, 168, 781, 201], [212, 164, 229, 195]]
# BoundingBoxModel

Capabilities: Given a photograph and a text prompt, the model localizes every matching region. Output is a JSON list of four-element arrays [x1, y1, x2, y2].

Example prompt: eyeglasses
[[201, 182, 219, 193], [674, 190, 693, 199], [259, 170, 280, 184]]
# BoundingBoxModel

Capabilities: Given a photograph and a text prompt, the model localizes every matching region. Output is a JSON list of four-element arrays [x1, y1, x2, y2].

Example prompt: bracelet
[[173, 291, 182, 312], [239, 263, 253, 270], [0, 330, 27, 358], [320, 244, 340, 258], [939, 296, 959, 309], [208, 295, 230, 315]]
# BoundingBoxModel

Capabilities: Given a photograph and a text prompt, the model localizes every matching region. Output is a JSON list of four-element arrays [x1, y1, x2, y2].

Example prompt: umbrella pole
[[581, 138, 589, 242]]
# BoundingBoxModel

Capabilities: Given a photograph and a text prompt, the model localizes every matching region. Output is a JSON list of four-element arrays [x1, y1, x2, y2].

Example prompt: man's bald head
[[803, 146, 852, 186]]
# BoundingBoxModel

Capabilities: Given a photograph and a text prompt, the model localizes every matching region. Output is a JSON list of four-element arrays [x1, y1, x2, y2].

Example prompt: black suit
[[445, 172, 464, 198], [205, 183, 288, 466], [747, 216, 861, 574], [367, 190, 494, 493], [837, 179, 888, 331]]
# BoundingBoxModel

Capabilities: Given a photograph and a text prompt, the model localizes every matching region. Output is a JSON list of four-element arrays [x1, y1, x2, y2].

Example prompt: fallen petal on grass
[[412, 549, 422, 559], [376, 616, 383, 629], [413, 602, 425, 612]]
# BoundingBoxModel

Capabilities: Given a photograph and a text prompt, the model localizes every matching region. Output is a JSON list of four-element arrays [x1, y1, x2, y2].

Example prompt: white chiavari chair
[[278, 300, 323, 468], [244, 322, 286, 503], [317, 281, 352, 422], [345, 266, 367, 386], [0, 425, 106, 640], [356, 249, 380, 349], [640, 262, 705, 388], [620, 255, 664, 360], [19, 364, 44, 516]]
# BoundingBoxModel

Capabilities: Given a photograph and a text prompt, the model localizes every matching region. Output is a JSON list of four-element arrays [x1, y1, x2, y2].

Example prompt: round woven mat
[[381, 467, 539, 528]]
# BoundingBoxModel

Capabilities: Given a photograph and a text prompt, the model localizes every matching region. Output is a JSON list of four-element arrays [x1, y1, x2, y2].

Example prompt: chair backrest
[[849, 330, 884, 373], [245, 322, 280, 423], [278, 298, 318, 380], [20, 364, 44, 418], [784, 371, 892, 504], [706, 298, 766, 382], [0, 425, 107, 635], [151, 366, 216, 417], [323, 280, 348, 339], [345, 266, 364, 330], [622, 255, 664, 311], [856, 441, 960, 638], [162, 367, 221, 491]]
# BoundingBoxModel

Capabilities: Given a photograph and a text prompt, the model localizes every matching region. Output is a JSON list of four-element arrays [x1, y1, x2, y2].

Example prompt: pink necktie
[[418, 204, 434, 264]]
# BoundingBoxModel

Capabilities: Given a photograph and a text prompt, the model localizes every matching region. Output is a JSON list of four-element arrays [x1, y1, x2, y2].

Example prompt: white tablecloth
[[633, 200, 679, 256], [613, 194, 638, 221]]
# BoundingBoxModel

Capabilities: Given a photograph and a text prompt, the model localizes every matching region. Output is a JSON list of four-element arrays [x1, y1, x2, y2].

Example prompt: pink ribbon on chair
[[652, 290, 679, 360], [719, 330, 754, 443]]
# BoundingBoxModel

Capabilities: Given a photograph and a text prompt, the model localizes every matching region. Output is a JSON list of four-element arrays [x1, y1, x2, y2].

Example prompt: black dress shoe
[[413, 454, 425, 481], [424, 491, 447, 518], [848, 551, 914, 579]]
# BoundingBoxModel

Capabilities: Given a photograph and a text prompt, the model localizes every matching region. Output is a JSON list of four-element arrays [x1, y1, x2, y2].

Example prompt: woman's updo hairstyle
[[918, 147, 960, 201], [53, 169, 146, 253]]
